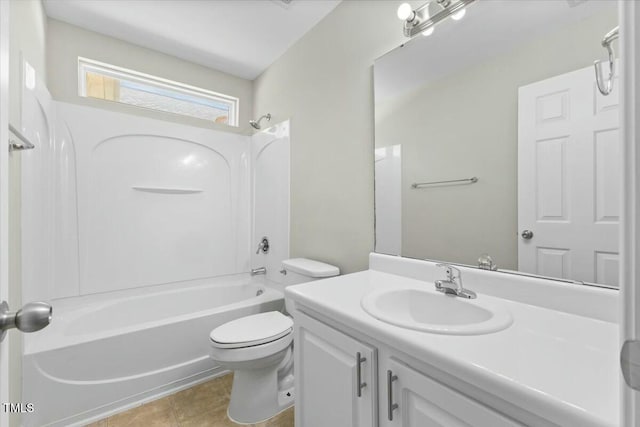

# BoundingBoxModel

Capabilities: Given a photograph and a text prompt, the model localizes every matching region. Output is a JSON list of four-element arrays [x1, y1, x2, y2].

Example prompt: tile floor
[[85, 374, 294, 427]]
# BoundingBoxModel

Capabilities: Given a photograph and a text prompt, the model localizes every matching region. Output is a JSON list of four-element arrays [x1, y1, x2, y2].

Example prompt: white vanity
[[285, 254, 618, 427]]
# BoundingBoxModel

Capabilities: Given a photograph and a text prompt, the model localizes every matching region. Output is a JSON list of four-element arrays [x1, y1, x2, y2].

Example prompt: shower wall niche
[[21, 75, 289, 303]]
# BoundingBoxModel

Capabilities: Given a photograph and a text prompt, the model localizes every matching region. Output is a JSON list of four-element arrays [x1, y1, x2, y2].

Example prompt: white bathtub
[[22, 274, 284, 427]]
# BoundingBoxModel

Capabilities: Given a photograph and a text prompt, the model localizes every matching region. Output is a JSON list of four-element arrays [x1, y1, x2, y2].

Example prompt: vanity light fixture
[[396, 2, 414, 21], [397, 0, 476, 38], [451, 8, 466, 20], [420, 4, 434, 36], [398, 1, 435, 36]]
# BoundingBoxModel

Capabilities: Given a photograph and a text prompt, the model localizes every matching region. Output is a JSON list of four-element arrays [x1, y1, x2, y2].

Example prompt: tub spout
[[251, 267, 267, 276]]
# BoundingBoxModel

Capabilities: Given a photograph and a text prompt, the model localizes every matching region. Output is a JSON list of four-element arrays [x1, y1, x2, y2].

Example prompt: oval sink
[[361, 287, 513, 335]]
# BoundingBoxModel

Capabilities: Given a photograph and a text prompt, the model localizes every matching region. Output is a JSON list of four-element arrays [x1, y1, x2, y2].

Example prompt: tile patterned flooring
[[85, 374, 294, 427]]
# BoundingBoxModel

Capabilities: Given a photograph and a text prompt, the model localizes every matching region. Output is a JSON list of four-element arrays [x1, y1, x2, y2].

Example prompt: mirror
[[374, 0, 619, 287]]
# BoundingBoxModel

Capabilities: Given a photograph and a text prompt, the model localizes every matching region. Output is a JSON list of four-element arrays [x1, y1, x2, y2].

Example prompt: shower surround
[[19, 77, 290, 426]]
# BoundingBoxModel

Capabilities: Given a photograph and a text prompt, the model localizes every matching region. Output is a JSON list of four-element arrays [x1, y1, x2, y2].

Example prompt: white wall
[[253, 1, 406, 274], [375, 10, 618, 269], [47, 19, 254, 135]]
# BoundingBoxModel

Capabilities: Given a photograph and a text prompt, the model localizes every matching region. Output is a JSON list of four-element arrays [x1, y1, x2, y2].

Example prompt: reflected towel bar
[[8, 124, 35, 152], [132, 186, 203, 194], [411, 177, 478, 189]]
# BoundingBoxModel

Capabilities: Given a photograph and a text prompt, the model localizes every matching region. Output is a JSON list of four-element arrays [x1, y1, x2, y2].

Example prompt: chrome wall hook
[[594, 26, 619, 96]]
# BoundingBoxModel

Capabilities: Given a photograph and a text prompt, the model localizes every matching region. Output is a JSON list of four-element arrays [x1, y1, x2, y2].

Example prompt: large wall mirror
[[374, 0, 619, 288]]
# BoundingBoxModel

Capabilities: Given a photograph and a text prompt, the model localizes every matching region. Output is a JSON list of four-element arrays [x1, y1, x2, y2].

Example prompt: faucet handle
[[435, 263, 460, 280], [434, 264, 474, 299], [256, 237, 270, 254]]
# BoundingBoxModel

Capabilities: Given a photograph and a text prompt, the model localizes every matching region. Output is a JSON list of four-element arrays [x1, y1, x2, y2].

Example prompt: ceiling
[[43, 0, 341, 80]]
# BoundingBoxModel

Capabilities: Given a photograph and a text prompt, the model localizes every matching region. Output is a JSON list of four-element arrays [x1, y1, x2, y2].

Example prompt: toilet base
[[227, 365, 294, 424]]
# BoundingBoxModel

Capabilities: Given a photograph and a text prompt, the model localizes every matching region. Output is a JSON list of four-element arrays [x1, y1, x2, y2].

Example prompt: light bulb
[[422, 27, 434, 36], [397, 3, 414, 21], [452, 8, 466, 20]]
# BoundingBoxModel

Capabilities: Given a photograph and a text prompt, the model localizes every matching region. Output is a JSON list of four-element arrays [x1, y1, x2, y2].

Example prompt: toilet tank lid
[[281, 258, 340, 278]]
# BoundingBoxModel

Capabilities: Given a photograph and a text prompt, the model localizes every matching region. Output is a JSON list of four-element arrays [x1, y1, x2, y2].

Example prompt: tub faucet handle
[[256, 237, 269, 254]]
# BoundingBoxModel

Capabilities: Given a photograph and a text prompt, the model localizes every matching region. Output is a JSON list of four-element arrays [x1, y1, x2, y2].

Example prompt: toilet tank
[[280, 258, 340, 313], [281, 258, 340, 286]]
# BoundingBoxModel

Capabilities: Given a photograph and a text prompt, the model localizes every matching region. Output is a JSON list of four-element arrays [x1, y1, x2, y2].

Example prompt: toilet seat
[[210, 311, 293, 349]]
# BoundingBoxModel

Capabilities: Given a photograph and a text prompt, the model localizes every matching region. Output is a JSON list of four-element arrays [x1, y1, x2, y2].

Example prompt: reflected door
[[518, 65, 620, 286]]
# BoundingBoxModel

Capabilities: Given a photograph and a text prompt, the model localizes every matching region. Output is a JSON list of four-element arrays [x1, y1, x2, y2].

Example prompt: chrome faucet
[[477, 253, 498, 271], [251, 267, 267, 276], [434, 264, 477, 299]]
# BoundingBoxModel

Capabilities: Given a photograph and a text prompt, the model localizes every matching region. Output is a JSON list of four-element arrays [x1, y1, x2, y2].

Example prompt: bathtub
[[22, 274, 284, 427]]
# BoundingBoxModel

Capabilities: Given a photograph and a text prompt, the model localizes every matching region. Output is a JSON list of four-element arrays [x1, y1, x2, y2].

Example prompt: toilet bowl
[[209, 258, 339, 424], [210, 311, 294, 424]]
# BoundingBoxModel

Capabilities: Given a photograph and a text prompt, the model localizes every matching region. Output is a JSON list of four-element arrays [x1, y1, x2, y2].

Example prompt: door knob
[[521, 230, 534, 240], [0, 301, 52, 342]]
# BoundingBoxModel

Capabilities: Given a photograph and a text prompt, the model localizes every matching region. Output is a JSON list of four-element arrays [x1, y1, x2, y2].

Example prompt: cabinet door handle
[[356, 352, 367, 397], [387, 369, 399, 421]]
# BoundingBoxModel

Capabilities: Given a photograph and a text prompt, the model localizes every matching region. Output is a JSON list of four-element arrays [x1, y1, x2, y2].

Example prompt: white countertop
[[285, 269, 619, 427]]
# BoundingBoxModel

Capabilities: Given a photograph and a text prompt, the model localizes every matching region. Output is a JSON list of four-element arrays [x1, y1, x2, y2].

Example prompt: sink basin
[[361, 287, 513, 335]]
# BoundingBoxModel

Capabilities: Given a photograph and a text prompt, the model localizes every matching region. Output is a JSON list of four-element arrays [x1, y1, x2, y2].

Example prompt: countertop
[[285, 270, 619, 427]]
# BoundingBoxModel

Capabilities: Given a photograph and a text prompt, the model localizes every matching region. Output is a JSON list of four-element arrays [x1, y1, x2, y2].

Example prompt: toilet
[[209, 258, 340, 424]]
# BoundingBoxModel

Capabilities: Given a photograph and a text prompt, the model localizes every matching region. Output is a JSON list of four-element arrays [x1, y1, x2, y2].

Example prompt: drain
[[256, 289, 264, 296]]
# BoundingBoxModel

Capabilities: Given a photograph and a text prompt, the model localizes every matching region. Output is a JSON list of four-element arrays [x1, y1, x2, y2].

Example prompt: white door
[[382, 358, 521, 427], [295, 312, 376, 427], [518, 65, 620, 286], [0, 1, 10, 426]]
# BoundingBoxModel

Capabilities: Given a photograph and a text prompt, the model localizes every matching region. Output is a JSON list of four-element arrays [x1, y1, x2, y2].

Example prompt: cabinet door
[[295, 312, 376, 427], [383, 358, 522, 427]]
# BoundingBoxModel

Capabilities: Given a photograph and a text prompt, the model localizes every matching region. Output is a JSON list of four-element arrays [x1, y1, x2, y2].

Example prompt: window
[[78, 57, 239, 126]]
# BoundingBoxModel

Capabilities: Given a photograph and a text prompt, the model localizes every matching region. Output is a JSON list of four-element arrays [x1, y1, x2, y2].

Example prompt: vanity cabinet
[[295, 311, 524, 427], [295, 312, 377, 427], [381, 358, 522, 427]]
